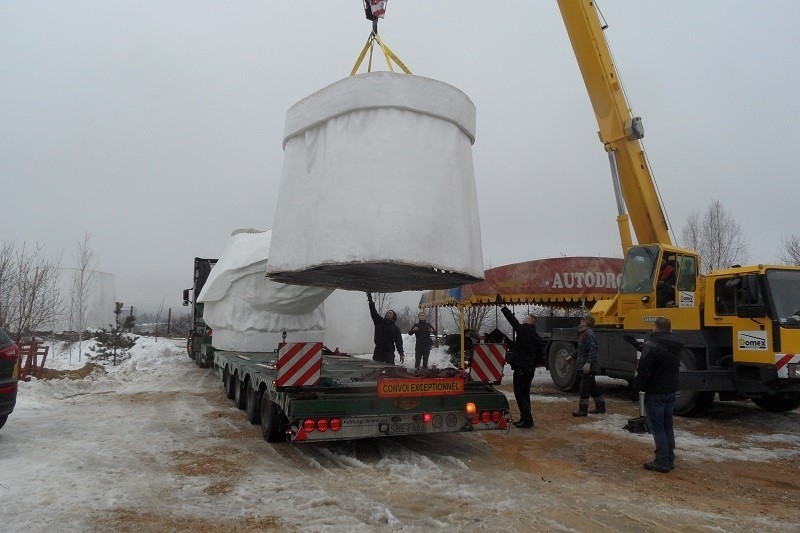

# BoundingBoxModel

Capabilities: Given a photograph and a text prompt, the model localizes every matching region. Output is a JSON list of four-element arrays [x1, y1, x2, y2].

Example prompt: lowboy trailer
[[211, 342, 511, 443]]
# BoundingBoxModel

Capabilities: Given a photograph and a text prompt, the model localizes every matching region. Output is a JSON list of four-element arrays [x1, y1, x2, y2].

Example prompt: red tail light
[[316, 419, 328, 432], [471, 415, 480, 425], [480, 411, 491, 423], [0, 344, 18, 362], [303, 419, 315, 432], [329, 418, 342, 431], [423, 412, 432, 424], [491, 411, 502, 422]]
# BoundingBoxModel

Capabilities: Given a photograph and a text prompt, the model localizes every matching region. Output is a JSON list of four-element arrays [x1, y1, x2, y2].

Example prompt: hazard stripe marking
[[470, 344, 506, 384], [276, 342, 322, 387]]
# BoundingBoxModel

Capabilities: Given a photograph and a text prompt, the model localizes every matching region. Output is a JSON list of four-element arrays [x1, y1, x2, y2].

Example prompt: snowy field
[[2, 336, 799, 532]]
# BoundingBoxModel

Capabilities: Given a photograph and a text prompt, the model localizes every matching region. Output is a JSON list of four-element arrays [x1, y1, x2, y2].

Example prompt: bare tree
[[681, 211, 702, 253], [71, 232, 99, 362], [7, 242, 65, 340], [171, 311, 192, 336], [0, 241, 15, 329], [445, 305, 491, 336], [153, 296, 166, 341], [373, 292, 396, 316], [681, 199, 749, 273], [396, 305, 416, 332], [778, 234, 800, 266]]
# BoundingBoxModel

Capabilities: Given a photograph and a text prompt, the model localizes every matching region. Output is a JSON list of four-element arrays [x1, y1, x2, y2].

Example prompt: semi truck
[[183, 258, 511, 443], [545, 0, 800, 414], [182, 257, 217, 368]]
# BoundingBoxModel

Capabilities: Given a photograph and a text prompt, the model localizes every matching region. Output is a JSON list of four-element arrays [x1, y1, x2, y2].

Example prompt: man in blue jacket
[[568, 314, 606, 417]]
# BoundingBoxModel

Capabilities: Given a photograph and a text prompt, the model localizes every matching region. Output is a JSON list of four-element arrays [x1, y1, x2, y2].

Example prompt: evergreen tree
[[88, 302, 136, 365]]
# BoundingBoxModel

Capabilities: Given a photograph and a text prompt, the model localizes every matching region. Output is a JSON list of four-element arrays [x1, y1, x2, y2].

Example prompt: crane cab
[[592, 244, 701, 331]]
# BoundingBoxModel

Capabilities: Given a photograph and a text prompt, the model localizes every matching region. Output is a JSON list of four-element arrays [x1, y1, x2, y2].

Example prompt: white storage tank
[[266, 72, 484, 292]]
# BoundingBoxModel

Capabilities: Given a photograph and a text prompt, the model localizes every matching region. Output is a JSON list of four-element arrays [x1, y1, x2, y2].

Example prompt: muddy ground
[[9, 358, 800, 532]]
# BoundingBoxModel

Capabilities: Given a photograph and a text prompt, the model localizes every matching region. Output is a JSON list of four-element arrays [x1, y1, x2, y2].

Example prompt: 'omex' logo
[[738, 331, 767, 351]]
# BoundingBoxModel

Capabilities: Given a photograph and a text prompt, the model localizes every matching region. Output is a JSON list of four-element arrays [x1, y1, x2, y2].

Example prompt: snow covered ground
[[2, 336, 799, 532]]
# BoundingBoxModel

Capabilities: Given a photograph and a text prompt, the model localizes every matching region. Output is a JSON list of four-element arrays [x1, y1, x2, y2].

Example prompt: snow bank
[[267, 72, 484, 292]]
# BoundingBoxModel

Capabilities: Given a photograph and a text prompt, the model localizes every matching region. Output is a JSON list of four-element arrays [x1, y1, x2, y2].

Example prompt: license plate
[[385, 422, 426, 435]]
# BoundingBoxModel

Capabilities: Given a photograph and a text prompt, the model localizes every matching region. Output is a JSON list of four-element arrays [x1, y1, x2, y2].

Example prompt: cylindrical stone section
[[266, 72, 484, 292]]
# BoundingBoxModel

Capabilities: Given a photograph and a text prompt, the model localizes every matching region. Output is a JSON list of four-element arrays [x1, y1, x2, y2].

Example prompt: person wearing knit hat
[[567, 314, 605, 416]]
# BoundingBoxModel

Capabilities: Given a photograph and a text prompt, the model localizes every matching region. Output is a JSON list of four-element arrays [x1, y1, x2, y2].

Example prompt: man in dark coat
[[497, 294, 540, 429], [408, 311, 437, 368], [631, 316, 682, 473], [568, 314, 606, 416], [367, 292, 404, 365]]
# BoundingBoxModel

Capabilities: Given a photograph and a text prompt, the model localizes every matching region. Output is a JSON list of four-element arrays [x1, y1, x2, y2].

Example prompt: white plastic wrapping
[[198, 229, 332, 352], [267, 72, 484, 292]]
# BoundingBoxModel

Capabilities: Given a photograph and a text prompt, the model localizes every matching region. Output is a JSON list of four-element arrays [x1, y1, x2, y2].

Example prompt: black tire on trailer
[[0, 415, 7, 430], [752, 393, 800, 413], [549, 341, 579, 392], [234, 374, 247, 410], [245, 382, 263, 425], [260, 393, 285, 443], [674, 349, 715, 416], [223, 367, 235, 399]]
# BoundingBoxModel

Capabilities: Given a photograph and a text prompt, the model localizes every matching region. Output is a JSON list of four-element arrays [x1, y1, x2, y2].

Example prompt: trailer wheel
[[549, 341, 579, 391], [233, 374, 247, 410], [245, 382, 262, 424], [260, 393, 285, 443], [0, 415, 7, 430], [674, 349, 715, 416], [223, 367, 235, 399], [752, 393, 800, 413]]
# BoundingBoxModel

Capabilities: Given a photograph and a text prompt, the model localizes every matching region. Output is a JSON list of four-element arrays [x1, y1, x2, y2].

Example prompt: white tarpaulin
[[198, 229, 332, 352], [267, 72, 484, 292]]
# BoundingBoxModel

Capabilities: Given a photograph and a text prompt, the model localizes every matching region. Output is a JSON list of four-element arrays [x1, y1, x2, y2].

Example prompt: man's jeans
[[644, 392, 676, 468]]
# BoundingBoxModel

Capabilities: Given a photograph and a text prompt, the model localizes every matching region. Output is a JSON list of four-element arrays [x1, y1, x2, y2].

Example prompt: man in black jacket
[[367, 292, 404, 365], [409, 311, 437, 368], [631, 316, 682, 473], [497, 294, 540, 429]]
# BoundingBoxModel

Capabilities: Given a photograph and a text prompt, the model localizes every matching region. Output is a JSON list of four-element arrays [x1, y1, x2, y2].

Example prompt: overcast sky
[[3, 1, 799, 314]]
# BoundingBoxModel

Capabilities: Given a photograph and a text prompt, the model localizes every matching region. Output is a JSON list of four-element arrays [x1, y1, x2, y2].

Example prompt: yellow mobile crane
[[549, 0, 800, 414]]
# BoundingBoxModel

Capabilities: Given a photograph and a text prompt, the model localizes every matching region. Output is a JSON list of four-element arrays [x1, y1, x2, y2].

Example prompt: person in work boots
[[496, 294, 541, 429], [632, 316, 682, 473], [567, 314, 606, 417]]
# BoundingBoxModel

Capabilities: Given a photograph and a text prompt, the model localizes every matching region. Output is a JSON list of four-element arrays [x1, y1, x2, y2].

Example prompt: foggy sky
[[2, 1, 799, 314]]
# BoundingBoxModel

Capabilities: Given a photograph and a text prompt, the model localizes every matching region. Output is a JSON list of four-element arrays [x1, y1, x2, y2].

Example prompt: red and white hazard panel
[[276, 342, 323, 387], [775, 353, 800, 378], [469, 343, 506, 384]]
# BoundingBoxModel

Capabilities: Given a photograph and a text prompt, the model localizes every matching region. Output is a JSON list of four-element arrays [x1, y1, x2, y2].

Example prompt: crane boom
[[557, 0, 671, 248]]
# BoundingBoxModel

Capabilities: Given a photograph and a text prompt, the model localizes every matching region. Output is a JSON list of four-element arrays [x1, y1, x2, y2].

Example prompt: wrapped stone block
[[266, 72, 484, 292]]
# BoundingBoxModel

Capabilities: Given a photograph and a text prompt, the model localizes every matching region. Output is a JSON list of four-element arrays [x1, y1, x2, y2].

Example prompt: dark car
[[0, 328, 19, 430]]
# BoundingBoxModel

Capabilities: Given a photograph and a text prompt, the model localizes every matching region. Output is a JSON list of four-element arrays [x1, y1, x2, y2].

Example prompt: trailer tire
[[260, 393, 285, 443], [549, 341, 579, 392], [752, 393, 800, 413], [0, 415, 7, 430], [233, 374, 247, 410], [674, 349, 714, 416], [223, 367, 235, 399], [245, 382, 262, 424]]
